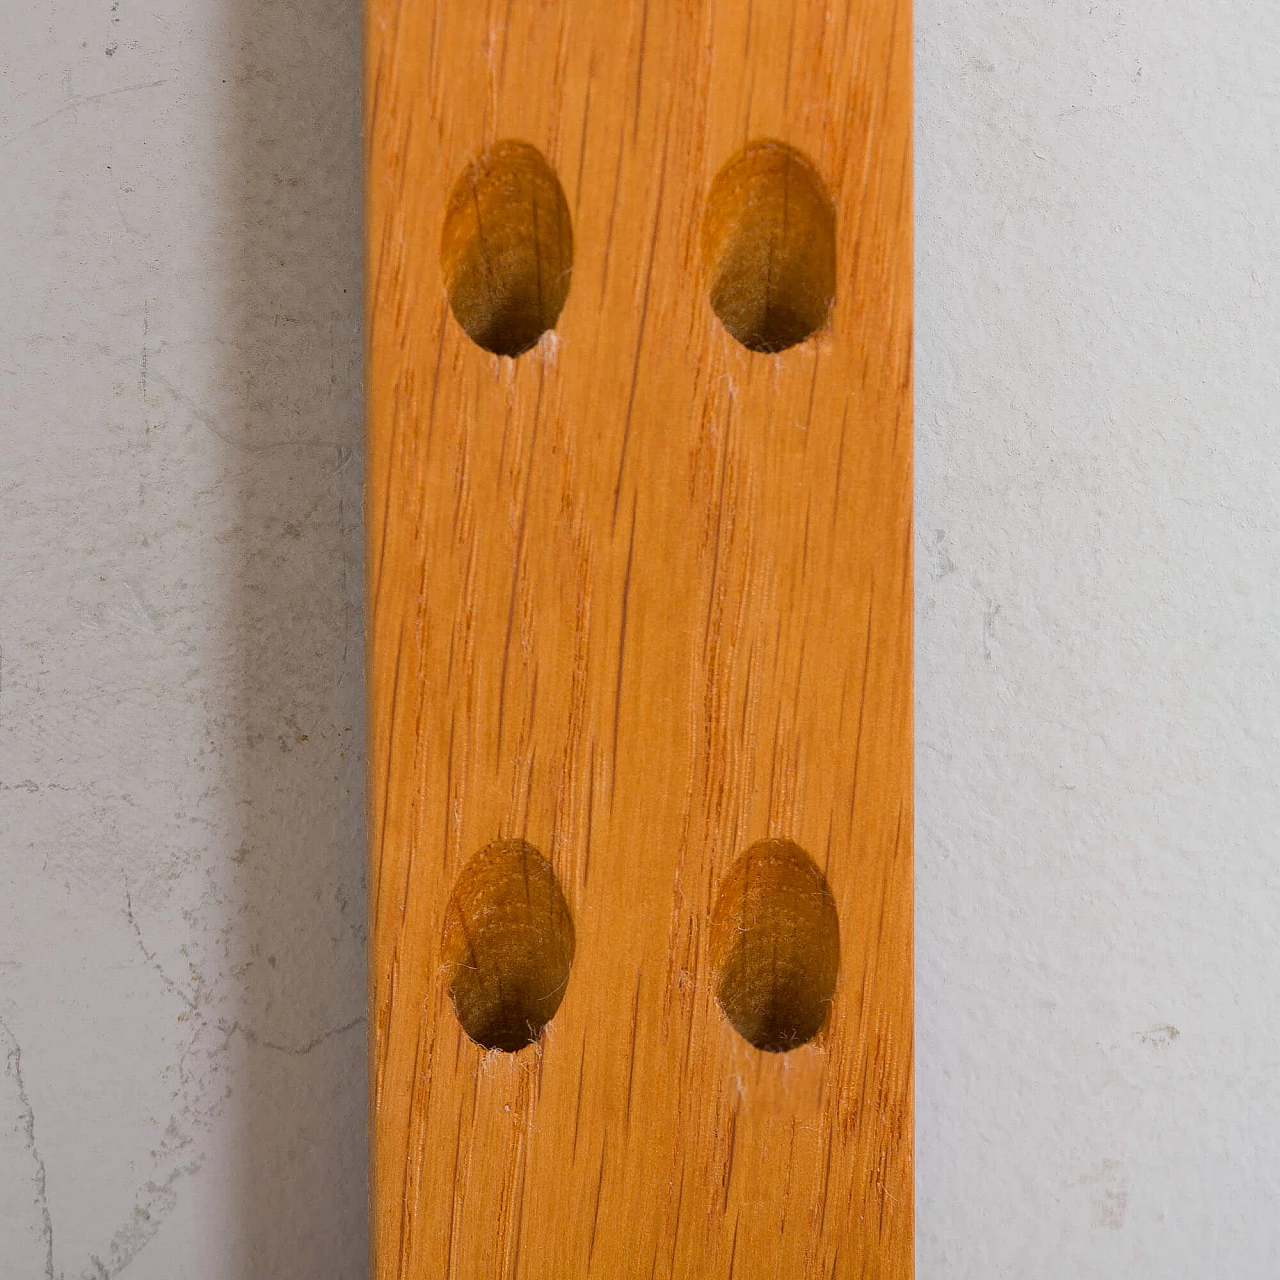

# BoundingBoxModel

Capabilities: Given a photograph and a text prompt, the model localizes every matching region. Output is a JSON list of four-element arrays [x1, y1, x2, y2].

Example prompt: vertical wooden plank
[[365, 1, 911, 1276]]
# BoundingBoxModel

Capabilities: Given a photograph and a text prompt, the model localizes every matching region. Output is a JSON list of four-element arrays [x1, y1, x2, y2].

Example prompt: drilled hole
[[711, 839, 840, 1052], [442, 839, 575, 1052], [440, 140, 573, 357], [702, 140, 836, 353]]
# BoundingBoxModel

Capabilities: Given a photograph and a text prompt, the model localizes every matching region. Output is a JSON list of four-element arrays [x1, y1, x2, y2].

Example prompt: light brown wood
[[365, 1, 912, 1275]]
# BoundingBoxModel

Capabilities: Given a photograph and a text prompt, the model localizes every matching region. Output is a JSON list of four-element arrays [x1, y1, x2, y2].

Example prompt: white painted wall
[[916, 2, 1280, 1274], [2, 2, 365, 1276], [1, 1, 1276, 1276]]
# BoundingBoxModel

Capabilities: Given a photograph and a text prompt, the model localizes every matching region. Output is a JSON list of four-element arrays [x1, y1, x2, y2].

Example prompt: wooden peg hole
[[702, 140, 836, 353], [711, 839, 840, 1052], [441, 839, 575, 1052], [440, 140, 573, 357]]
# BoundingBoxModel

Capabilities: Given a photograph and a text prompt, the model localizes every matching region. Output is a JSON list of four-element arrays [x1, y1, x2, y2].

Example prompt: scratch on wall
[[1, 1017, 56, 1280]]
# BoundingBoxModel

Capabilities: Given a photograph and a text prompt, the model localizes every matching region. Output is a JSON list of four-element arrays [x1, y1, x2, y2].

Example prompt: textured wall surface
[[917, 2, 1280, 1275], [2, 0, 1278, 1276], [2, 1, 366, 1276]]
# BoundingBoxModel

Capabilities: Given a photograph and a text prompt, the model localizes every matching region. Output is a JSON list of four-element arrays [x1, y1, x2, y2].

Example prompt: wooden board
[[364, 1, 912, 1276]]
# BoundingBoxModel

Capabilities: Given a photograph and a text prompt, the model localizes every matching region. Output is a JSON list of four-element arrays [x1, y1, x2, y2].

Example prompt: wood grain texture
[[364, 1, 912, 1276]]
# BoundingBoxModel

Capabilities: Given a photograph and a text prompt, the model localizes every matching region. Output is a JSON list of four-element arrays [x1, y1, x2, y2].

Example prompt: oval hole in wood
[[702, 140, 836, 353], [441, 839, 575, 1052], [711, 839, 840, 1052], [440, 140, 573, 357]]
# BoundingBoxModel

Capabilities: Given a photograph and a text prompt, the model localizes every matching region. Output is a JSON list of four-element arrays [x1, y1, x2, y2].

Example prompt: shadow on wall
[[220, 0, 365, 1272]]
